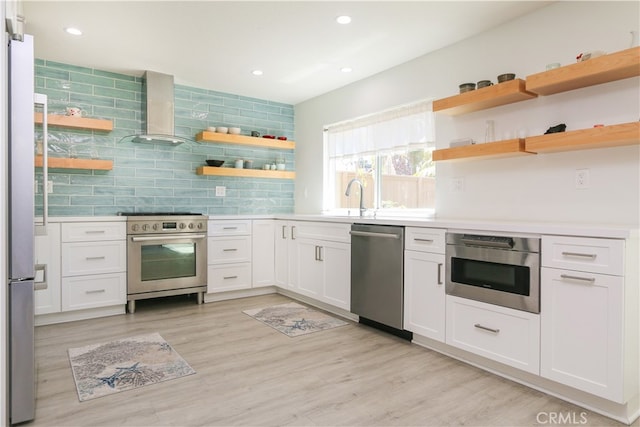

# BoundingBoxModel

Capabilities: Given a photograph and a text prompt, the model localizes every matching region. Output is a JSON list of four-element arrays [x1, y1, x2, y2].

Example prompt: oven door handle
[[460, 237, 514, 249], [131, 234, 207, 242]]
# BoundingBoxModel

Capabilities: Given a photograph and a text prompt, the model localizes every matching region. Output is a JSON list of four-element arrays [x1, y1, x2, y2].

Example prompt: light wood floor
[[32, 293, 632, 427]]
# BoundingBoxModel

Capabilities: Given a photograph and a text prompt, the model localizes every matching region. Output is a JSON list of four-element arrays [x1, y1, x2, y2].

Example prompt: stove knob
[[152, 223, 159, 231], [197, 223, 203, 229], [142, 224, 149, 231], [179, 223, 186, 229], [132, 224, 139, 232], [188, 223, 194, 229]]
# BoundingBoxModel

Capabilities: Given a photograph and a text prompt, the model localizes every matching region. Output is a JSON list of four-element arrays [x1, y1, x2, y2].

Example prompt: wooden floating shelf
[[526, 47, 640, 96], [525, 122, 640, 154], [433, 139, 532, 162], [196, 166, 295, 179], [195, 131, 295, 150], [34, 113, 113, 131], [433, 79, 537, 116], [35, 156, 113, 170]]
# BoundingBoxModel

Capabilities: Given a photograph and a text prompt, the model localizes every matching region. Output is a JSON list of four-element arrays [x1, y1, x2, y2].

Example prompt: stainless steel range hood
[[121, 71, 190, 145]]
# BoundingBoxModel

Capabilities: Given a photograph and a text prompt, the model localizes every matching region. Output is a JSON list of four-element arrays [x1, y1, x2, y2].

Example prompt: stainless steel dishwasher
[[350, 224, 411, 339]]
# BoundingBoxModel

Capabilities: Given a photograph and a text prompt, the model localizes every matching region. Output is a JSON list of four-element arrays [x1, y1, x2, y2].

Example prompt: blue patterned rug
[[243, 302, 348, 337], [68, 332, 195, 401]]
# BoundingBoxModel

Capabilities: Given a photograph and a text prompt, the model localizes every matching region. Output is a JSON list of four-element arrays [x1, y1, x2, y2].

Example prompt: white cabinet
[[541, 235, 631, 402], [252, 220, 275, 288], [207, 219, 253, 293], [446, 295, 541, 374], [403, 227, 446, 342], [34, 223, 61, 315], [60, 222, 126, 312], [275, 220, 351, 311]]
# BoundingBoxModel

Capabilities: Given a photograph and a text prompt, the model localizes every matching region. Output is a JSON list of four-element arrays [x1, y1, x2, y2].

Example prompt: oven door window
[[140, 242, 196, 281], [451, 257, 530, 296]]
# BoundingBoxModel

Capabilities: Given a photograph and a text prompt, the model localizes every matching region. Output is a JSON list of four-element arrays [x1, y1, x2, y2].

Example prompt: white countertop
[[39, 214, 638, 239]]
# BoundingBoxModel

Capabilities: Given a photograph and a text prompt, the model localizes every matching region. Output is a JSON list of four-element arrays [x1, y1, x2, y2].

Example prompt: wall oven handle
[[461, 237, 513, 249], [131, 233, 206, 242], [560, 274, 596, 283], [474, 324, 500, 334], [561, 251, 597, 259]]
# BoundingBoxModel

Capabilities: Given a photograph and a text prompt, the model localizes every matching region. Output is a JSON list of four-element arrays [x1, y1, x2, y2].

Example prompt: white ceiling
[[23, 1, 551, 105]]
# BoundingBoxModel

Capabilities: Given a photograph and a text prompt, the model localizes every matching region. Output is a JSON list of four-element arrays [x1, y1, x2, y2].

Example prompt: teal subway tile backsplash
[[35, 60, 295, 216]]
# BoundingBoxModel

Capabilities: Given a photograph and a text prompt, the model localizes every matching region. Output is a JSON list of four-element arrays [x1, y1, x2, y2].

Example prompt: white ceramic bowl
[[206, 126, 216, 132], [216, 126, 228, 134], [228, 127, 241, 135]]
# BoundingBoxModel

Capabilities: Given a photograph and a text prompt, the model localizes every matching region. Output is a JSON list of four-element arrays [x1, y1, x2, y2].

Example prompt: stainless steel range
[[122, 213, 208, 313]]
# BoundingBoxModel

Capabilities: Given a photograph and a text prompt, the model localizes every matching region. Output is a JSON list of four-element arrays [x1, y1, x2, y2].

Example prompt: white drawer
[[61, 222, 126, 242], [446, 295, 540, 374], [292, 221, 351, 243], [542, 235, 624, 275], [405, 227, 446, 253], [208, 220, 252, 236], [62, 241, 126, 277], [208, 236, 251, 264], [207, 263, 252, 293], [62, 272, 126, 311]]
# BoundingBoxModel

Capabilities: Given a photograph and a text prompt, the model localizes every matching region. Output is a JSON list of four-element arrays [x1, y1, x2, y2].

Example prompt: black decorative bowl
[[206, 160, 224, 167]]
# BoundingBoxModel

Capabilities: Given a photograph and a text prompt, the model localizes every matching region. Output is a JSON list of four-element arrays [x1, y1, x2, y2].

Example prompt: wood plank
[[432, 139, 534, 161], [433, 79, 537, 115], [525, 122, 640, 153], [34, 112, 113, 131], [30, 293, 624, 427], [195, 131, 296, 149], [35, 156, 113, 170], [526, 47, 640, 96], [196, 166, 295, 179]]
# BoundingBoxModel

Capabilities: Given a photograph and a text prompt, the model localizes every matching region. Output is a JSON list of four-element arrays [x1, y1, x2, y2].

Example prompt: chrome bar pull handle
[[223, 275, 238, 280], [291, 225, 296, 240], [85, 289, 106, 294], [474, 324, 500, 334], [282, 225, 287, 239], [85, 256, 106, 260], [414, 238, 434, 243], [561, 251, 597, 259], [222, 248, 238, 252], [437, 263, 443, 285], [560, 274, 596, 283]]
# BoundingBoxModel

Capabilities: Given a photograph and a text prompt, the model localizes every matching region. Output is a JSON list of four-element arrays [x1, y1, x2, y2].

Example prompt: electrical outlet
[[47, 180, 54, 193], [451, 177, 464, 193], [215, 186, 226, 197], [575, 169, 590, 189]]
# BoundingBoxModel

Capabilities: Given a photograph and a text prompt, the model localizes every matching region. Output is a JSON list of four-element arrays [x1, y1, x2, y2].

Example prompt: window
[[324, 100, 435, 216]]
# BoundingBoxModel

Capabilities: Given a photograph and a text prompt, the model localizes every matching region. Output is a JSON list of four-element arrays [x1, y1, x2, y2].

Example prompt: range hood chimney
[[121, 71, 191, 145]]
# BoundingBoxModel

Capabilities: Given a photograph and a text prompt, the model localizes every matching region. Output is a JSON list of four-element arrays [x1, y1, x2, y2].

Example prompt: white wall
[[294, 1, 640, 226]]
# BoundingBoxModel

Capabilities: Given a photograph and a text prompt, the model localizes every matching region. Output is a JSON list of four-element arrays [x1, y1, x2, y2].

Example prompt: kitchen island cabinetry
[[207, 220, 252, 293], [540, 235, 634, 403], [403, 227, 446, 342]]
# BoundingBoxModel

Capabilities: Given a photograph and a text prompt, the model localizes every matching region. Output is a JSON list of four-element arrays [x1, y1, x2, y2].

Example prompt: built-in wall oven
[[122, 213, 207, 313], [445, 232, 540, 313]]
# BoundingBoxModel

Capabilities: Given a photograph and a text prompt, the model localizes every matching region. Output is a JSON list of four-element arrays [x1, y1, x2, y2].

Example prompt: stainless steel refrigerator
[[7, 33, 36, 425]]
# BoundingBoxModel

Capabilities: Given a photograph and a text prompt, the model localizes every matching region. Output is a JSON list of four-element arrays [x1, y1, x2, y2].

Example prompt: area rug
[[68, 332, 195, 402], [243, 302, 348, 337]]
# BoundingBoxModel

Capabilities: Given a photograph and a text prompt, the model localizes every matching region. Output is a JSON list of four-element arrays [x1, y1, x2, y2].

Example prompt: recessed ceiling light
[[64, 27, 83, 36], [251, 70, 263, 76], [340, 67, 353, 73], [336, 15, 351, 24]]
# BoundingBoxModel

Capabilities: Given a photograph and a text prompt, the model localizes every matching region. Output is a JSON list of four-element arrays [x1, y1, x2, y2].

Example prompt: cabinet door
[[541, 267, 624, 402], [295, 238, 323, 299], [274, 221, 289, 288], [34, 223, 61, 315], [252, 220, 275, 288], [403, 250, 445, 342], [321, 241, 350, 311]]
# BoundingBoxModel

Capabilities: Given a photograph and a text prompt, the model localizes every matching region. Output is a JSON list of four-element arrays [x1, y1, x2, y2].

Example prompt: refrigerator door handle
[[34, 264, 47, 291], [34, 93, 48, 235]]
